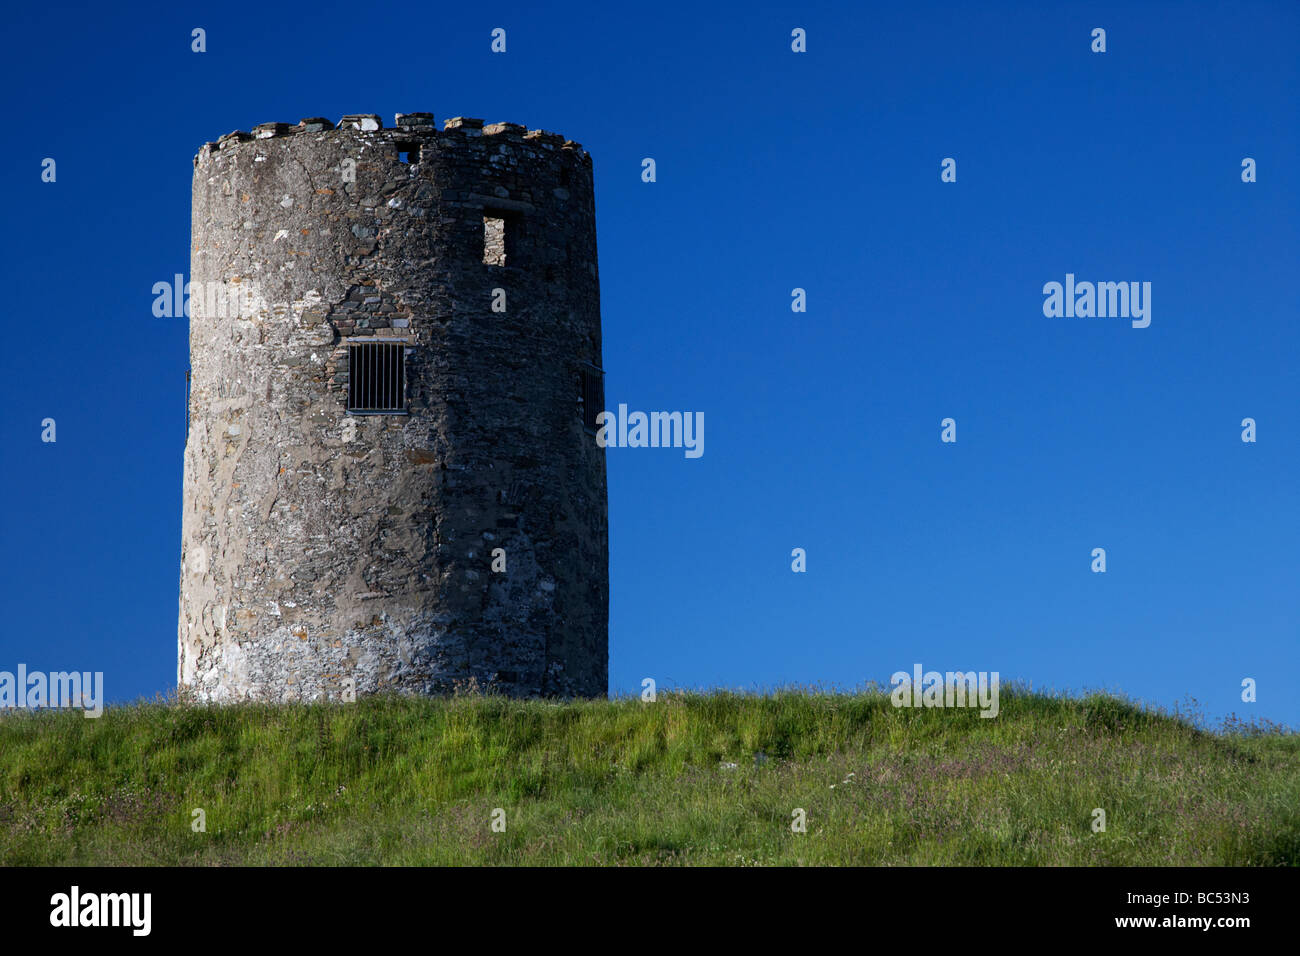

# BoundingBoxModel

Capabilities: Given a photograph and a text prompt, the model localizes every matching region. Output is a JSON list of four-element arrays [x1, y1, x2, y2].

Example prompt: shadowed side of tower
[[180, 112, 607, 702]]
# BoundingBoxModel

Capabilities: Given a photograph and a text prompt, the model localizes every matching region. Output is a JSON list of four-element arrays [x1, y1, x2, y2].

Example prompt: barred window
[[579, 364, 604, 432], [347, 342, 406, 413]]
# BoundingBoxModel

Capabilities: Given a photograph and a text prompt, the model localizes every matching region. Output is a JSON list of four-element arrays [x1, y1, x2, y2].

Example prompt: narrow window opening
[[579, 364, 605, 433], [347, 342, 407, 413], [396, 142, 419, 164], [483, 215, 507, 266], [483, 210, 523, 267]]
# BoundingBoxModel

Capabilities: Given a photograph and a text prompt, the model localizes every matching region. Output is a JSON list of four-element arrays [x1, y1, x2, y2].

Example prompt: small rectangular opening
[[347, 342, 407, 413], [579, 364, 604, 433], [396, 142, 419, 164], [483, 210, 523, 267], [483, 215, 507, 266]]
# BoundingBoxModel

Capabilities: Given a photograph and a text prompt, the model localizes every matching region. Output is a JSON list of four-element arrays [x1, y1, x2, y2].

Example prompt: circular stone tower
[[180, 112, 607, 702]]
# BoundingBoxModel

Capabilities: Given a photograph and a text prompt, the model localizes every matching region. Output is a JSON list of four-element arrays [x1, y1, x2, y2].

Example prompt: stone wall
[[180, 111, 607, 702]]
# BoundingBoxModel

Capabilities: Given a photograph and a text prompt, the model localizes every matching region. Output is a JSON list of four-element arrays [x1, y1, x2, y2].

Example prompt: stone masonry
[[180, 112, 607, 702]]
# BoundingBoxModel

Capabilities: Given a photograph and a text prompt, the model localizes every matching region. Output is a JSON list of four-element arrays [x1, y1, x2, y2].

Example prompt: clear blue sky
[[2, 1, 1296, 727]]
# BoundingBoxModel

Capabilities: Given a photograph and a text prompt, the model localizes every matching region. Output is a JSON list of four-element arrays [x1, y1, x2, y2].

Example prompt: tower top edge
[[195, 113, 590, 167]]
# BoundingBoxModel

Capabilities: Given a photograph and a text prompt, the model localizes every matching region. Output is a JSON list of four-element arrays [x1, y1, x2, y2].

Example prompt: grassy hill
[[1, 688, 1296, 865]]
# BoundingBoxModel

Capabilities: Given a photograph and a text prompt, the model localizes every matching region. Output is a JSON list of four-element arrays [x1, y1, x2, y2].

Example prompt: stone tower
[[179, 112, 607, 702]]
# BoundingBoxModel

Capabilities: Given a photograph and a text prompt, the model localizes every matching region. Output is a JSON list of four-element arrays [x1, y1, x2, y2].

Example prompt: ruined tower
[[180, 112, 607, 702]]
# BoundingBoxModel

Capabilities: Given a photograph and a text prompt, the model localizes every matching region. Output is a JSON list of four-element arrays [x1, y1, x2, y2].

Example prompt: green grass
[[1, 687, 1296, 865]]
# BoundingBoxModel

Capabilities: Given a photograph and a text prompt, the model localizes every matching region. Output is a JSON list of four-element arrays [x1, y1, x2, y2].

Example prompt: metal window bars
[[347, 342, 407, 413]]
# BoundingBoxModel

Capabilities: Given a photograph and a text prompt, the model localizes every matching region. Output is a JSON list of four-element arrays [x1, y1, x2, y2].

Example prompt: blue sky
[[2, 0, 1296, 727]]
